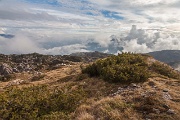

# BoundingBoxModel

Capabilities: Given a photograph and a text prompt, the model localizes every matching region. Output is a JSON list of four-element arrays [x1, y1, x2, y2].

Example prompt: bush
[[0, 85, 86, 119], [82, 53, 150, 83], [76, 74, 89, 81]]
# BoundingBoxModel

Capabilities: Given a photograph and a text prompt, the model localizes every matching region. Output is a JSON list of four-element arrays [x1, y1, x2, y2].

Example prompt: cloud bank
[[0, 25, 179, 55], [0, 0, 179, 55]]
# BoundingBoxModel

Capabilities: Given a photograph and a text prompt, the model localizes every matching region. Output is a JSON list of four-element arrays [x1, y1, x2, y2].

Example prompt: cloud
[[0, 33, 43, 54], [122, 39, 152, 53], [0, 0, 179, 55], [110, 25, 180, 53], [0, 28, 4, 34], [44, 44, 89, 55], [0, 1, 58, 21], [0, 25, 179, 55]]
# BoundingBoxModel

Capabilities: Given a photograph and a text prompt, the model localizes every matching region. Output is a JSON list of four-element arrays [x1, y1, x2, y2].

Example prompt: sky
[[0, 0, 180, 55]]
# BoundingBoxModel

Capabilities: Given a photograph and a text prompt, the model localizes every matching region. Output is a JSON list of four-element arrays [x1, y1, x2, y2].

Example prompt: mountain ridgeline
[[147, 50, 180, 71]]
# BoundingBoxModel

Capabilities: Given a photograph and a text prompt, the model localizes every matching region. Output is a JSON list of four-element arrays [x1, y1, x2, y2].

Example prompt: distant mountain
[[147, 50, 180, 71], [168, 61, 180, 71], [0, 34, 14, 39], [70, 51, 112, 62]]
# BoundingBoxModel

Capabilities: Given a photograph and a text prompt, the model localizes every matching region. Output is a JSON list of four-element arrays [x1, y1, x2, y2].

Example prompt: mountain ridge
[[147, 50, 180, 71]]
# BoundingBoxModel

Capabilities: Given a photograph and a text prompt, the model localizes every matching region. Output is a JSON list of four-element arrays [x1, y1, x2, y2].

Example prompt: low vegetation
[[150, 62, 180, 80], [74, 96, 139, 120], [0, 85, 86, 120], [82, 53, 150, 83], [0, 52, 179, 120]]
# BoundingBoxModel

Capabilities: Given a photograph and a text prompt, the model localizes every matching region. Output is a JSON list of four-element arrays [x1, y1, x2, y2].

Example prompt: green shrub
[[0, 85, 86, 120], [82, 53, 150, 83], [76, 74, 89, 81]]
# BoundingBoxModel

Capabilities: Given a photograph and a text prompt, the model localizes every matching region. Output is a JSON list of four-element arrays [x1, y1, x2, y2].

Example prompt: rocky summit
[[0, 52, 179, 120]]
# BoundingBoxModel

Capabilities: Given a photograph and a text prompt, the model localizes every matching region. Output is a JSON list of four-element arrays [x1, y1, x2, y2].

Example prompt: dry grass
[[75, 112, 94, 120], [74, 96, 141, 120], [0, 62, 179, 120]]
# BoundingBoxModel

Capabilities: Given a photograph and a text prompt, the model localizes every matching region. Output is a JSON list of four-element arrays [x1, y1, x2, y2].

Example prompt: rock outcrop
[[0, 63, 13, 76]]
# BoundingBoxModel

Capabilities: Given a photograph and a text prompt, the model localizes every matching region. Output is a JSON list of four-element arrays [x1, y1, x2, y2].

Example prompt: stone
[[153, 108, 160, 114], [6, 79, 25, 87], [162, 104, 170, 109], [131, 83, 137, 87], [163, 89, 169, 92], [167, 109, 175, 114], [163, 92, 172, 100], [148, 81, 155, 87], [13, 68, 19, 73], [0, 63, 13, 75]]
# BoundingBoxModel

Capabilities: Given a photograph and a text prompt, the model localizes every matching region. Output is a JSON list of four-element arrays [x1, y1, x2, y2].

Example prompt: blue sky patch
[[101, 10, 124, 20], [24, 0, 60, 6], [86, 12, 95, 16]]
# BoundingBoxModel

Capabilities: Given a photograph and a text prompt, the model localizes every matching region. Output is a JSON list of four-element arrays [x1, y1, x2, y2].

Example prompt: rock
[[17, 64, 24, 71], [163, 89, 169, 92], [167, 109, 175, 114], [153, 108, 160, 114], [7, 79, 25, 87], [163, 104, 170, 109], [131, 83, 137, 87], [13, 68, 19, 73], [50, 59, 63, 66], [163, 92, 172, 100], [0, 63, 13, 75], [148, 81, 155, 87]]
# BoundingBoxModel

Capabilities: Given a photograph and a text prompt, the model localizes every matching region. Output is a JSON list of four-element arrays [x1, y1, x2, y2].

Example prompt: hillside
[[0, 53, 179, 120], [147, 50, 180, 71], [70, 51, 112, 62]]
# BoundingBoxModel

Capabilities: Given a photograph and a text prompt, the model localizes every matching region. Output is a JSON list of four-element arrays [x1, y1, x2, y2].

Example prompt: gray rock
[[167, 109, 175, 114], [13, 68, 19, 73], [153, 108, 160, 114], [131, 83, 137, 87], [163, 92, 172, 100], [0, 63, 13, 75]]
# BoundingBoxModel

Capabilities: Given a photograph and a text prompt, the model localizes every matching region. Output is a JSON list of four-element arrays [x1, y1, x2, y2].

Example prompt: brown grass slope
[[0, 53, 179, 120]]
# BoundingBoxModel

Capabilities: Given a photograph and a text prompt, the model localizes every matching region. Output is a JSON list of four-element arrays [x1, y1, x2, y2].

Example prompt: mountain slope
[[147, 50, 180, 71], [0, 53, 179, 120]]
